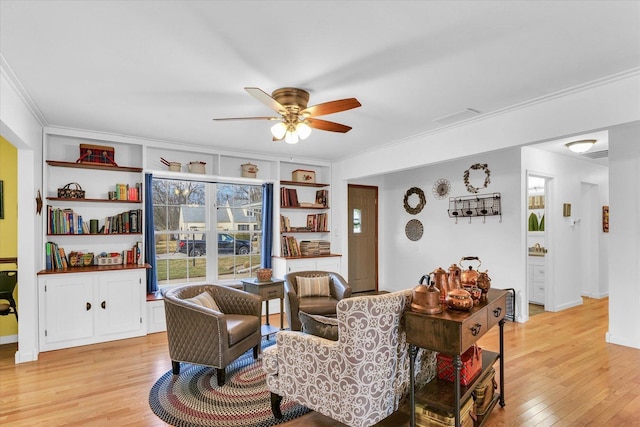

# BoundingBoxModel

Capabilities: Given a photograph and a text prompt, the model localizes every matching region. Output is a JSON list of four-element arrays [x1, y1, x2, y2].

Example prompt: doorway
[[347, 185, 378, 293], [526, 174, 549, 312]]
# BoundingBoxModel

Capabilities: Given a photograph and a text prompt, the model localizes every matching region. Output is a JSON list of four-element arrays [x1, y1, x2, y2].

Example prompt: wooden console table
[[405, 288, 508, 427]]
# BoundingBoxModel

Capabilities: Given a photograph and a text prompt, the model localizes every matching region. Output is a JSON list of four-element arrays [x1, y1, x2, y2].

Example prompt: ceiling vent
[[581, 150, 608, 159], [433, 108, 480, 125]]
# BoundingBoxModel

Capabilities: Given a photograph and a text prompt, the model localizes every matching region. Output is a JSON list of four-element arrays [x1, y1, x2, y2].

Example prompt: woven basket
[[256, 268, 272, 282], [57, 182, 85, 199]]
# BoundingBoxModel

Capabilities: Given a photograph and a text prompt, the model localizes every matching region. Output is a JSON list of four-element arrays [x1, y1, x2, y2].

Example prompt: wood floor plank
[[1, 296, 639, 426]]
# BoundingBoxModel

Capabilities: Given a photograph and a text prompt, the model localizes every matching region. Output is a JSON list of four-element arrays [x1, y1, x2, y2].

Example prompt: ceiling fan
[[213, 87, 361, 144]]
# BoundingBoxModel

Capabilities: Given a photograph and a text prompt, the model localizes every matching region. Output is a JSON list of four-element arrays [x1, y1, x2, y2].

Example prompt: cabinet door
[[316, 257, 341, 273], [41, 276, 95, 346], [286, 259, 317, 273], [96, 272, 144, 337]]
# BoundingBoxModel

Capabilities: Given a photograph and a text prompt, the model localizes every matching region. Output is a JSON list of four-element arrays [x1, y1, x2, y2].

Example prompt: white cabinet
[[39, 269, 146, 351], [528, 257, 545, 305]]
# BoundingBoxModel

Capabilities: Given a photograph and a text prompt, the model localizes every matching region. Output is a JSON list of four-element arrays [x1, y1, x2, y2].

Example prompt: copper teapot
[[411, 274, 442, 314], [460, 256, 482, 286]]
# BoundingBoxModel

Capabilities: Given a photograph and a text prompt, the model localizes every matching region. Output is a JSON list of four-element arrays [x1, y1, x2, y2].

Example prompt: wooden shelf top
[[46, 160, 142, 173], [47, 197, 142, 203], [273, 254, 342, 260], [280, 180, 329, 188], [38, 263, 151, 275]]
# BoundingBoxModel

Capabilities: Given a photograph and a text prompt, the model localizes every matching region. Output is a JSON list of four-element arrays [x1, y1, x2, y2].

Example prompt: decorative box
[[292, 169, 315, 183], [436, 345, 482, 386], [473, 367, 497, 416], [77, 143, 117, 166], [69, 252, 94, 267], [97, 255, 123, 265], [416, 396, 474, 427]]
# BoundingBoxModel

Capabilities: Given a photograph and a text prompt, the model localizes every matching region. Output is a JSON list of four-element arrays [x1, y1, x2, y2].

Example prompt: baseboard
[[0, 334, 18, 345]]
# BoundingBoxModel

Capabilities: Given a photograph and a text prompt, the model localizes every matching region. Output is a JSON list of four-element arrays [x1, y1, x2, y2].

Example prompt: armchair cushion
[[225, 314, 261, 346], [299, 311, 339, 341], [185, 291, 220, 311], [296, 275, 331, 297]]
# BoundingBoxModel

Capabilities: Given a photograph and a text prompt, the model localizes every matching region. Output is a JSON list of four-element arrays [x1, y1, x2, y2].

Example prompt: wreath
[[403, 187, 426, 214], [463, 163, 491, 194]]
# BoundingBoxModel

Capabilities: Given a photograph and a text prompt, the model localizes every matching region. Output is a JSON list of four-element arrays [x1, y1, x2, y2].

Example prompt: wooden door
[[348, 185, 378, 293]]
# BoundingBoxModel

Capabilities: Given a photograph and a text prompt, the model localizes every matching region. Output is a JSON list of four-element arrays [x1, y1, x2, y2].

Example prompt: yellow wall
[[0, 136, 18, 337]]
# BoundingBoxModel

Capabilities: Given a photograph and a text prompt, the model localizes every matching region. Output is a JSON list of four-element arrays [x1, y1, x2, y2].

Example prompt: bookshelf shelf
[[46, 160, 142, 173], [47, 197, 142, 203], [280, 180, 329, 188]]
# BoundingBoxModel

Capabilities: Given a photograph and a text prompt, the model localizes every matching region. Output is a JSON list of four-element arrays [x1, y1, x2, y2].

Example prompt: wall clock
[[405, 219, 424, 241], [403, 187, 426, 214], [432, 178, 451, 199]]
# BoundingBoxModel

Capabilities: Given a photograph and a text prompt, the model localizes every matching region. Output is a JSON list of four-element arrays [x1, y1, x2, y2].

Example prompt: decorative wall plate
[[403, 187, 426, 214], [405, 219, 424, 241], [432, 178, 451, 199]]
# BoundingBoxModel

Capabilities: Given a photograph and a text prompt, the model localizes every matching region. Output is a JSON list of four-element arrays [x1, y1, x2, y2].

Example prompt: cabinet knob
[[493, 307, 502, 317], [86, 302, 92, 311], [101, 301, 106, 309], [470, 323, 482, 336]]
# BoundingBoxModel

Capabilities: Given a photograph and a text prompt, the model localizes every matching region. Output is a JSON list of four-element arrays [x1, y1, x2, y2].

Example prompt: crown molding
[[1, 53, 48, 126]]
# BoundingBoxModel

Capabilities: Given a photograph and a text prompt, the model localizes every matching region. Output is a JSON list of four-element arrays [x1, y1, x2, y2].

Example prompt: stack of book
[[281, 236, 300, 257], [319, 240, 331, 255], [299, 240, 320, 256]]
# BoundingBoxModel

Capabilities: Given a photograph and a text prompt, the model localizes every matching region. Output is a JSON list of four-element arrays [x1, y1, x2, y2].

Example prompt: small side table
[[241, 278, 285, 337]]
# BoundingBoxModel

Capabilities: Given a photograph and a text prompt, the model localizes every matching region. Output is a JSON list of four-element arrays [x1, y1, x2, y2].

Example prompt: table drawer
[[486, 293, 507, 329], [460, 309, 488, 351]]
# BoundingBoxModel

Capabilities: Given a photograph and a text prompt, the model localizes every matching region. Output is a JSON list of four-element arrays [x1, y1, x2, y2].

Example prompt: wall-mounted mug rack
[[448, 192, 502, 223]]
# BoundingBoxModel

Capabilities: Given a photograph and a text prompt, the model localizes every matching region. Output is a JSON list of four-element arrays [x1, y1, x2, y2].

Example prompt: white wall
[[377, 148, 524, 313], [1, 65, 44, 362], [607, 122, 640, 349]]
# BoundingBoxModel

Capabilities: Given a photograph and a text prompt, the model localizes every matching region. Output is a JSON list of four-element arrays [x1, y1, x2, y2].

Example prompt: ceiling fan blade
[[301, 98, 361, 117], [306, 118, 352, 133], [212, 116, 279, 121], [245, 87, 287, 114]]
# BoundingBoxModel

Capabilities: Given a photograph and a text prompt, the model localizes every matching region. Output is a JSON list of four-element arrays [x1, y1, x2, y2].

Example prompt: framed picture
[[602, 206, 609, 233], [0, 180, 4, 219]]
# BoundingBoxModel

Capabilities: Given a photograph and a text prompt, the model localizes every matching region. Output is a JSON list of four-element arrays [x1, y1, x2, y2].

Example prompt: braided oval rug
[[149, 340, 309, 427]]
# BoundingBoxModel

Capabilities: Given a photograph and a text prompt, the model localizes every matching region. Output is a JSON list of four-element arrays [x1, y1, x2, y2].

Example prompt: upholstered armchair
[[283, 270, 352, 331], [263, 290, 436, 427], [163, 284, 262, 386]]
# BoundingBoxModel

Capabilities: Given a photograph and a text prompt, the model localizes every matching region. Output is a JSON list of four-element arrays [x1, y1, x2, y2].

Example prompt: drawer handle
[[101, 301, 106, 309], [470, 323, 482, 336], [267, 291, 278, 296], [86, 302, 92, 311], [493, 307, 503, 317]]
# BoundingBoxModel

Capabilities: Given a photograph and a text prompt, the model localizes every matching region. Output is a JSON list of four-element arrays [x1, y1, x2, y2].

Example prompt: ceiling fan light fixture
[[296, 122, 312, 140], [270, 122, 287, 140], [285, 130, 299, 144], [565, 139, 597, 153]]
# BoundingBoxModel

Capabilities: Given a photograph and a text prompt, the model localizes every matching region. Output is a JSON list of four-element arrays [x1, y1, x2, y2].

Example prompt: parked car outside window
[[177, 233, 251, 256]]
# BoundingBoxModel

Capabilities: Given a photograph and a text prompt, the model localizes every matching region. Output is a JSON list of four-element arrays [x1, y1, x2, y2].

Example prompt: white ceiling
[[1, 1, 639, 163]]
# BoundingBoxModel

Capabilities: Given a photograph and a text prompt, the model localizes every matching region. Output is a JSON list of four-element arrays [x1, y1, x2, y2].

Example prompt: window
[[152, 178, 263, 287]]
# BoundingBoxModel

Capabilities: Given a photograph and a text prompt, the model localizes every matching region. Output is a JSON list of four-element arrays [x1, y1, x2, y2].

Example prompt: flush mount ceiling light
[[213, 87, 360, 144], [565, 139, 597, 153]]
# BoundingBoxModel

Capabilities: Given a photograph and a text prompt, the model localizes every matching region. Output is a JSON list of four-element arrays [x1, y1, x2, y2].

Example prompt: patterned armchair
[[263, 290, 436, 427], [163, 284, 262, 386]]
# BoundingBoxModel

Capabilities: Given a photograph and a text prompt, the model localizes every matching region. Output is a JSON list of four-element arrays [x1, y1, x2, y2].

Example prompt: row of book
[[47, 206, 142, 235], [104, 209, 142, 234], [281, 236, 331, 257], [280, 187, 329, 208], [300, 240, 331, 257], [279, 213, 328, 232], [114, 183, 143, 201]]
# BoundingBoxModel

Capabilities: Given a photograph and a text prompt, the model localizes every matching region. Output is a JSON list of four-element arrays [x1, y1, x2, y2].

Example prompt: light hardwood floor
[[1, 296, 639, 426]]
